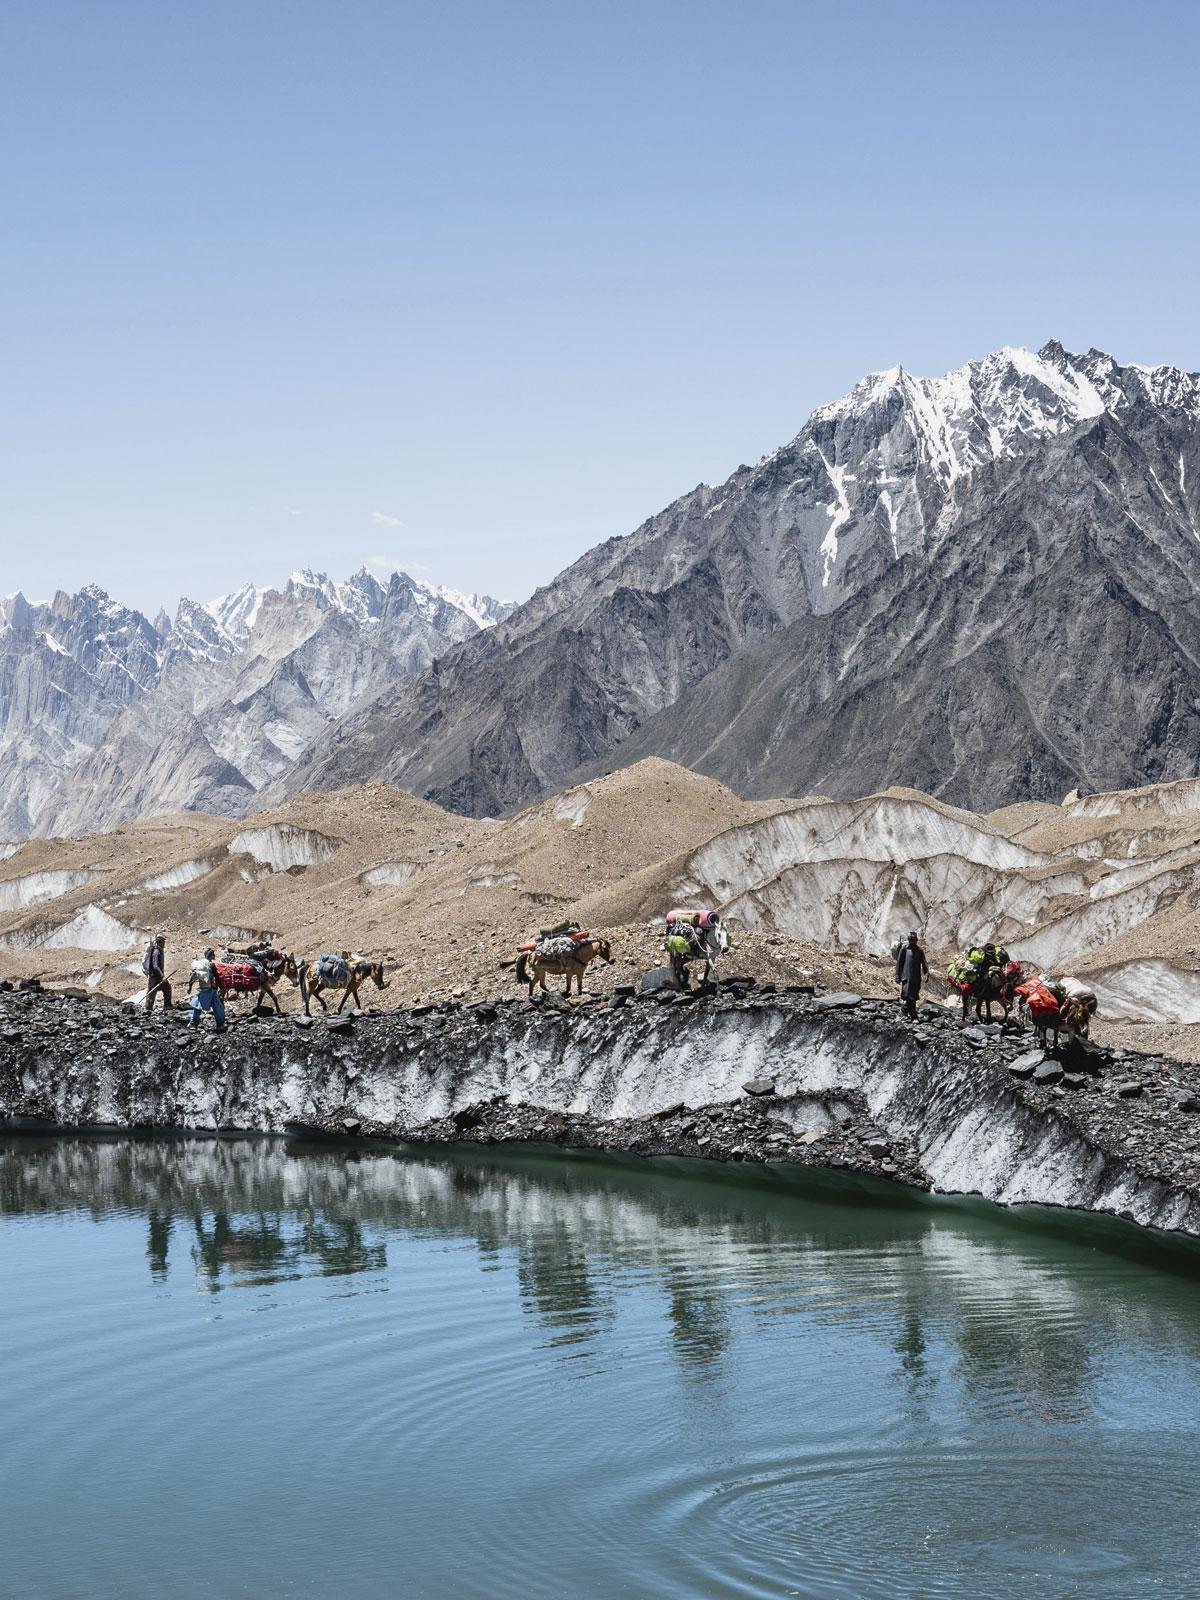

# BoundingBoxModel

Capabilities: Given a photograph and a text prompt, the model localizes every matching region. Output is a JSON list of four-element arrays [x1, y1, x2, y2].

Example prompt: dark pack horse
[[215, 951, 300, 1016], [961, 961, 1025, 1024], [299, 957, 389, 1016]]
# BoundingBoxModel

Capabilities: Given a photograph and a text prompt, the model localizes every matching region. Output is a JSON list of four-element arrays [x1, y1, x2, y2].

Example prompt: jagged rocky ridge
[[265, 342, 1200, 817], [0, 569, 513, 839], [6, 983, 1200, 1236]]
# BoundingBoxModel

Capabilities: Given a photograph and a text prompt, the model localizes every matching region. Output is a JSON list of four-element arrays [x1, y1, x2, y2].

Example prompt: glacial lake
[[2, 1136, 1199, 1599]]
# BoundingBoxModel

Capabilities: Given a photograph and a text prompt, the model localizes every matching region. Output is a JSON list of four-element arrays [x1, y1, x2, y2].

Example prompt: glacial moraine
[[4, 982, 1200, 1235]]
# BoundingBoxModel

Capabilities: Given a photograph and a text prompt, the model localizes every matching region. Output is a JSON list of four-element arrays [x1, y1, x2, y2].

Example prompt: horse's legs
[[313, 982, 328, 1013]]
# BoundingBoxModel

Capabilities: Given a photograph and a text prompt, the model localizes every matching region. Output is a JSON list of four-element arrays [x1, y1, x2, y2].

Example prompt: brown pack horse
[[1029, 995, 1095, 1052], [299, 958, 388, 1016], [515, 936, 613, 998]]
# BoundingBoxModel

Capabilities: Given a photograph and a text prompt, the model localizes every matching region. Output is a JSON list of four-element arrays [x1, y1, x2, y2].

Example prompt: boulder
[[1115, 1080, 1144, 1099], [814, 992, 862, 1011], [741, 1079, 776, 1097], [1009, 1050, 1044, 1078], [1033, 1061, 1064, 1086], [639, 966, 676, 996]]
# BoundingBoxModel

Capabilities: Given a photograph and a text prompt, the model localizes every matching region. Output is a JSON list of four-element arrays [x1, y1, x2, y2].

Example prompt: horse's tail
[[515, 953, 528, 986], [298, 964, 309, 1005]]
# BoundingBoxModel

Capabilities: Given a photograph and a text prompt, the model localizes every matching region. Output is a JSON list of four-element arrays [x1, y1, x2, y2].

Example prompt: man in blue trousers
[[187, 947, 226, 1031]]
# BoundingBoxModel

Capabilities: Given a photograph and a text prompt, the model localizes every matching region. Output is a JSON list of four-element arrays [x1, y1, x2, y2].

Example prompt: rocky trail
[[6, 978, 1200, 1238]]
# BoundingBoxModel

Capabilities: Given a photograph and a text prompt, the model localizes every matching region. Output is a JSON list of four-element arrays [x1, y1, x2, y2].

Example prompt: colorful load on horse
[[316, 952, 350, 985], [666, 908, 721, 930], [513, 928, 612, 998], [215, 960, 263, 993], [215, 944, 286, 992], [1014, 974, 1099, 1040], [1014, 976, 1061, 1022], [517, 922, 592, 958], [662, 908, 729, 989], [946, 942, 1012, 993]]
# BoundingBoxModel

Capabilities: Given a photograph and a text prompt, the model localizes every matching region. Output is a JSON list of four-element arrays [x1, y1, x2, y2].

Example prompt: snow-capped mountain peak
[[427, 586, 515, 629], [781, 341, 1200, 600], [206, 583, 265, 649]]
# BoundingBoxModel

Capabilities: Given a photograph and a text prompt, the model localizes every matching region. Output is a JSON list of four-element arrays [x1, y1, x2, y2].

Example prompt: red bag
[[1015, 978, 1060, 1021], [215, 961, 261, 992]]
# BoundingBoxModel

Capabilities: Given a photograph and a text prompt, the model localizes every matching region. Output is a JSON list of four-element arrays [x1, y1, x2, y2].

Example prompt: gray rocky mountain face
[[265, 342, 1200, 817], [10, 341, 1200, 835], [0, 569, 513, 839]]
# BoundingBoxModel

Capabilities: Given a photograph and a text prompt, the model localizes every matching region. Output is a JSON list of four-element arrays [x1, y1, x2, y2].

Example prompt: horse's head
[[368, 961, 388, 990], [596, 938, 614, 964], [283, 953, 300, 985]]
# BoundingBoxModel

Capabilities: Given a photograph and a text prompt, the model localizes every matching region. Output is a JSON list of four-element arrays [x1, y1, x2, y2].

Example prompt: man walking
[[187, 947, 226, 1032], [143, 933, 172, 1012], [895, 930, 928, 1021]]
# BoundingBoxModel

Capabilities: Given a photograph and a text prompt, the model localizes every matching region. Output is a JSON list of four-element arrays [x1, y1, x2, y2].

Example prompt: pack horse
[[515, 926, 614, 997], [664, 909, 729, 990], [299, 953, 389, 1015], [214, 948, 299, 1016]]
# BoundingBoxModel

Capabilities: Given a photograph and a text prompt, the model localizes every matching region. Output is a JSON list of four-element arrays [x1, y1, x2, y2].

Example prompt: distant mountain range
[[0, 569, 513, 839], [7, 339, 1200, 838]]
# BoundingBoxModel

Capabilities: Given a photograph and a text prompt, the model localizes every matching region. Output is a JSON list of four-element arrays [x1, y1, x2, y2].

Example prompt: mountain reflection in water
[[2, 1134, 1199, 1600]]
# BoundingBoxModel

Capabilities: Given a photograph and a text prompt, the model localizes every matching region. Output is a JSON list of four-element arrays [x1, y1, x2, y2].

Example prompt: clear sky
[[3, 0, 1198, 617]]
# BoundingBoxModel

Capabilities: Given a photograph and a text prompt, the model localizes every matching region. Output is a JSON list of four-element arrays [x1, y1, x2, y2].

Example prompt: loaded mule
[[215, 948, 300, 1016], [299, 953, 389, 1015], [515, 930, 613, 998]]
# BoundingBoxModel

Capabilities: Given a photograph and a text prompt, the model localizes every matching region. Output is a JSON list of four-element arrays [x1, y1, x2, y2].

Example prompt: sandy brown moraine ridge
[[6, 759, 1200, 1057]]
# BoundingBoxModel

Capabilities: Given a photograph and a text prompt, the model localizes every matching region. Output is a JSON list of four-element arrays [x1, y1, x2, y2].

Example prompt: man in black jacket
[[144, 933, 172, 1012], [895, 930, 928, 1020]]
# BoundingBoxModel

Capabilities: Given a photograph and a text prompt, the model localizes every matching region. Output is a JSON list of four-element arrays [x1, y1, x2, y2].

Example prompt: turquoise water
[[2, 1136, 1199, 1599]]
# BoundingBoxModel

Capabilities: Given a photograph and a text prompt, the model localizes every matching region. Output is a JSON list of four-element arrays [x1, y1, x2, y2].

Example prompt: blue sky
[[3, 0, 1198, 615]]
